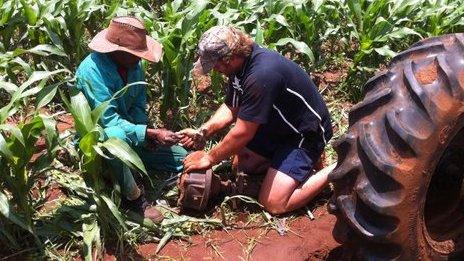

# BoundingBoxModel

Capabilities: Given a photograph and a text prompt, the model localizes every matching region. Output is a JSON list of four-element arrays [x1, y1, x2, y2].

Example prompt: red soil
[[312, 71, 346, 91], [134, 206, 342, 260], [56, 114, 74, 133], [32, 114, 74, 161], [416, 61, 438, 85]]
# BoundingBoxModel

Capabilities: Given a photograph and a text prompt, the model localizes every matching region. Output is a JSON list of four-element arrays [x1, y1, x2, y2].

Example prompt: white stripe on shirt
[[232, 90, 236, 107], [231, 76, 242, 107], [298, 137, 305, 148], [273, 104, 305, 148], [286, 88, 327, 144]]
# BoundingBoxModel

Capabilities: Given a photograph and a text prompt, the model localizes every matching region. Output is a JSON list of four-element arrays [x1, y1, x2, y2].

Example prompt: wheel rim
[[423, 128, 464, 254]]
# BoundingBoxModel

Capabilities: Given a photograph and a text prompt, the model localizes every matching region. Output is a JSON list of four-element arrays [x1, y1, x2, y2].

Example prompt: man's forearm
[[207, 118, 259, 164], [201, 103, 237, 138], [208, 127, 253, 165], [182, 119, 259, 173]]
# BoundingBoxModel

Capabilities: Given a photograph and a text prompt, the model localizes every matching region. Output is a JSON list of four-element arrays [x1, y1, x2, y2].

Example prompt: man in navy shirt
[[179, 26, 333, 214]]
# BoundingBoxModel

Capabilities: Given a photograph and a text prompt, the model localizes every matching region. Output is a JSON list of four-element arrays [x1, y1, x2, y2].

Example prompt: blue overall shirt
[[76, 52, 147, 147], [75, 52, 186, 198]]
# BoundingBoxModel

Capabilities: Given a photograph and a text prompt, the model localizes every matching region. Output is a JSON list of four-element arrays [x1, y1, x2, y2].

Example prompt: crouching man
[[179, 26, 333, 214], [75, 17, 187, 223]]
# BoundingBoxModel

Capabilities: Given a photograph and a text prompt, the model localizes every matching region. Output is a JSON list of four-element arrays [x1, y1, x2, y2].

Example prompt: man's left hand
[[183, 151, 214, 173], [147, 128, 181, 147]]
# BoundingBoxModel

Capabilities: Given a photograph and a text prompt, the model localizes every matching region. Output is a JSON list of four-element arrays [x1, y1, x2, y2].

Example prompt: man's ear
[[229, 55, 240, 63], [218, 56, 229, 64], [229, 54, 245, 68]]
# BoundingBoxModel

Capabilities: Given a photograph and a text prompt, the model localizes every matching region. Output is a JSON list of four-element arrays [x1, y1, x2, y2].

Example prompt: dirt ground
[[127, 205, 342, 260]]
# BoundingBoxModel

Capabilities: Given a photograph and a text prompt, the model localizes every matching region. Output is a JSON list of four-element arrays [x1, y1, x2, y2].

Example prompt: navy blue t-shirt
[[225, 44, 333, 152]]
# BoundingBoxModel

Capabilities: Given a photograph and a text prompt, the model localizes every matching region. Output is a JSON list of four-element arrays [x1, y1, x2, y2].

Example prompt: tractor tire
[[329, 33, 464, 260]]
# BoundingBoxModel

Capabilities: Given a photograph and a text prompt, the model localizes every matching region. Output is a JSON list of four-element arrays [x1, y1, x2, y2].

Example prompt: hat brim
[[193, 57, 216, 75], [88, 29, 163, 63]]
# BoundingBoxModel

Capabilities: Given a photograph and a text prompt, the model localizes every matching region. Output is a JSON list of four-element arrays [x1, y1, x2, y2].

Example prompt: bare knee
[[258, 168, 299, 215], [259, 194, 288, 215]]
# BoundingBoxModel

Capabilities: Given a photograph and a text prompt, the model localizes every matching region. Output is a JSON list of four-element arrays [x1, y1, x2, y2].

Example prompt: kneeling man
[[181, 26, 333, 214]]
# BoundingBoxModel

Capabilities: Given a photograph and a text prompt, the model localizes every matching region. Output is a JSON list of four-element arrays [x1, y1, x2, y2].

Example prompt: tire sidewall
[[410, 112, 464, 260]]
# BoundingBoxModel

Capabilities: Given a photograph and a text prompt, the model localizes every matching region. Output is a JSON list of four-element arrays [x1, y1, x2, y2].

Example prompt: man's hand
[[183, 151, 214, 173], [176, 128, 206, 150], [146, 128, 181, 147]]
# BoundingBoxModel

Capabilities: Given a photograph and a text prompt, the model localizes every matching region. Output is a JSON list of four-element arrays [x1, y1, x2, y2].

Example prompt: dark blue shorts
[[246, 129, 323, 183]]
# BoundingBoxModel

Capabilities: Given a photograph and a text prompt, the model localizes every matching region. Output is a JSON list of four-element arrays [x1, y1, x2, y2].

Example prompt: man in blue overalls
[[76, 17, 187, 223]]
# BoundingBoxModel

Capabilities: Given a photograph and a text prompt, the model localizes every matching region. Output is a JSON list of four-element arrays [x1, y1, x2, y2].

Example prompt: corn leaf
[[156, 231, 172, 254], [0, 124, 25, 147], [254, 21, 264, 45], [11, 57, 33, 76], [0, 81, 18, 94], [27, 44, 67, 57], [0, 191, 33, 234], [374, 45, 397, 57], [79, 131, 99, 158], [90, 81, 148, 126], [312, 0, 324, 11], [19, 0, 38, 25], [274, 38, 315, 62], [369, 17, 392, 42], [385, 27, 421, 40], [18, 69, 67, 92], [19, 78, 47, 99], [36, 81, 62, 108], [99, 138, 147, 175], [270, 14, 289, 27], [0, 0, 14, 27], [82, 216, 100, 261], [347, 0, 363, 30], [92, 145, 112, 160], [100, 195, 127, 230], [38, 114, 58, 154], [70, 91, 94, 135], [0, 133, 13, 159]]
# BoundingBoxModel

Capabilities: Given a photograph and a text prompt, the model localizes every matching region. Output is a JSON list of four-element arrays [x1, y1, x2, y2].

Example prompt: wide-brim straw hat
[[89, 16, 162, 63]]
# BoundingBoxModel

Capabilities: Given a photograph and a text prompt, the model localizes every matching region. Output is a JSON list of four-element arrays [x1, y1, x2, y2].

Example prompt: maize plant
[[59, 83, 152, 260], [0, 69, 67, 253]]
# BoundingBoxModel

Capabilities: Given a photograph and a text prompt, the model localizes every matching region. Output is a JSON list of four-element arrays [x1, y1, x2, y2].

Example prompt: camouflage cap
[[193, 26, 240, 75]]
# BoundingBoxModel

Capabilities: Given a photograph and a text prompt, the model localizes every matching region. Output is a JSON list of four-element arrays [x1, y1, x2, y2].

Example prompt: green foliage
[[2, 0, 464, 112], [337, 0, 463, 100], [59, 84, 151, 259], [60, 85, 148, 188], [0, 68, 67, 254]]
